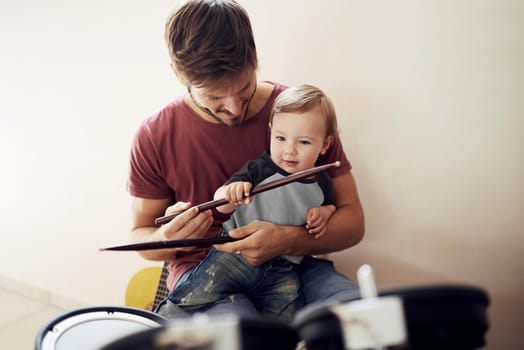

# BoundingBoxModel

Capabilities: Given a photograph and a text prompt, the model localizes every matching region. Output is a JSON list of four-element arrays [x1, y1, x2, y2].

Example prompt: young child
[[167, 84, 341, 322]]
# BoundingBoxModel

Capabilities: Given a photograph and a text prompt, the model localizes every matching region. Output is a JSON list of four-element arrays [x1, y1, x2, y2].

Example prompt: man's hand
[[160, 201, 213, 242], [214, 220, 285, 266], [130, 197, 213, 260]]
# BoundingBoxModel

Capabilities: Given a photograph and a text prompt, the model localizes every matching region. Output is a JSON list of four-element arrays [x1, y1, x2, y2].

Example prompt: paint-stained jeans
[[166, 248, 303, 322], [156, 253, 358, 322]]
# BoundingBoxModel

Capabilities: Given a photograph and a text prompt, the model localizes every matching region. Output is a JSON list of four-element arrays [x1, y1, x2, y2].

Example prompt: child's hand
[[305, 204, 336, 239], [223, 181, 253, 205]]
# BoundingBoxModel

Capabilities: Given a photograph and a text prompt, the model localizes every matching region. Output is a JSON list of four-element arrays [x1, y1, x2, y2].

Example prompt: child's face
[[270, 105, 332, 174]]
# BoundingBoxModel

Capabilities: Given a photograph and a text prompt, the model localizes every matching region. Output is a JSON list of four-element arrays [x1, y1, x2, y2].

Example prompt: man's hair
[[271, 84, 340, 137], [165, 0, 258, 89]]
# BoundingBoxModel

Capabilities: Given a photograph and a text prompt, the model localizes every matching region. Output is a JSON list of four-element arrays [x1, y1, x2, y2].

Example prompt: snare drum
[[294, 285, 490, 350], [34, 306, 167, 350]]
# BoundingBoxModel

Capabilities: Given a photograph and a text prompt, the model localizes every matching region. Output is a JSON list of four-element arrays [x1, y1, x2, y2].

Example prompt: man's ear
[[170, 63, 189, 86], [320, 135, 333, 155]]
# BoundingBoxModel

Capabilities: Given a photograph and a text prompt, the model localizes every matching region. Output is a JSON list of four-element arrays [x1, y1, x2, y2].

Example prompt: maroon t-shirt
[[127, 82, 351, 289]]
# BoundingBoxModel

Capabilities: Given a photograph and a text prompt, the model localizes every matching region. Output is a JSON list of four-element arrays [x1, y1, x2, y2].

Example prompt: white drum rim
[[41, 310, 163, 350]]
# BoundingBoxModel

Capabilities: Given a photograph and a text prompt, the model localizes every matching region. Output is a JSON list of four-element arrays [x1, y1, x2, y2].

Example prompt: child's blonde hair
[[271, 84, 339, 137]]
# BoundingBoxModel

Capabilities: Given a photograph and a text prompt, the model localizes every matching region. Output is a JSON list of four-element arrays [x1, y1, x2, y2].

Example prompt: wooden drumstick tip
[[334, 161, 341, 167]]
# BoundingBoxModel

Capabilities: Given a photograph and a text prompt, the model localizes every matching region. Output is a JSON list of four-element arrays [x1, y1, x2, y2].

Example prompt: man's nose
[[223, 95, 243, 116]]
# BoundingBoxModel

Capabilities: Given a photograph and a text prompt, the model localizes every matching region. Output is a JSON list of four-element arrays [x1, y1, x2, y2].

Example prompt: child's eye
[[276, 136, 285, 141], [299, 140, 311, 145]]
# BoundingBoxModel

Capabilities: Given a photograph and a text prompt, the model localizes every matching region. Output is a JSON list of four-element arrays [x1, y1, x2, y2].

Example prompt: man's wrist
[[279, 224, 310, 256]]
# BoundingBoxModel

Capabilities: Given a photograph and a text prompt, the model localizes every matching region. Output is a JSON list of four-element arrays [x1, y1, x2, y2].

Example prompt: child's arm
[[305, 204, 336, 239], [214, 181, 253, 214]]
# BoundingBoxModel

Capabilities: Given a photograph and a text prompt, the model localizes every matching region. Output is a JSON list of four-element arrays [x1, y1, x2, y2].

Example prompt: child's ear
[[320, 136, 333, 155]]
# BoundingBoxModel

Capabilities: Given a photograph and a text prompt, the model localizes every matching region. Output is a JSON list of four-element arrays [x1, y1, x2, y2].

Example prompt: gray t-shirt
[[223, 151, 335, 263]]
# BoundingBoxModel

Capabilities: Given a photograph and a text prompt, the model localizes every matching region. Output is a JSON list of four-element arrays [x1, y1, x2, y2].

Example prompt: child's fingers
[[306, 216, 322, 230], [242, 183, 253, 204], [243, 182, 252, 197], [309, 223, 327, 238], [306, 224, 321, 234], [314, 231, 325, 239], [233, 184, 246, 202]]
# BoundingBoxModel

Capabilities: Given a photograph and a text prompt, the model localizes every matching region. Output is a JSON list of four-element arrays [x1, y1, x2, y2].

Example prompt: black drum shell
[[100, 316, 299, 350], [294, 284, 490, 350]]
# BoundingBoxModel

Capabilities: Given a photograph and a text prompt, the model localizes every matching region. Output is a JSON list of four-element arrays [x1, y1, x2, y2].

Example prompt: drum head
[[35, 306, 167, 350], [294, 284, 489, 350]]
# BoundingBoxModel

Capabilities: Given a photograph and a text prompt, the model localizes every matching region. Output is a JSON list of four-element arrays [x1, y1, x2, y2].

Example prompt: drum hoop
[[41, 310, 163, 349]]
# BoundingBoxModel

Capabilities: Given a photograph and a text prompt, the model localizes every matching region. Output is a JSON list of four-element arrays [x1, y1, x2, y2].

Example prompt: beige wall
[[1, 0, 522, 348]]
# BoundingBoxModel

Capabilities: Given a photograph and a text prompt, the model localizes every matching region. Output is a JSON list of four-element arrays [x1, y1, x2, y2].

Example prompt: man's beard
[[187, 83, 257, 127]]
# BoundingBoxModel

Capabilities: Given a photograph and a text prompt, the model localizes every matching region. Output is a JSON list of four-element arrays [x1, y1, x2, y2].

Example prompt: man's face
[[187, 71, 257, 127]]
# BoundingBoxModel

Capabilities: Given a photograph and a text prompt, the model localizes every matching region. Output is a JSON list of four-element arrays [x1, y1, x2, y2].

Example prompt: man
[[127, 0, 365, 319]]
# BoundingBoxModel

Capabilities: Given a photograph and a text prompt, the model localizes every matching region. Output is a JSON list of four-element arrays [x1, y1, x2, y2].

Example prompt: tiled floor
[[0, 276, 86, 349]]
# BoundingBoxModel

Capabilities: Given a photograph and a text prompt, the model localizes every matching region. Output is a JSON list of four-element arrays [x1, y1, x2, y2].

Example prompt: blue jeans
[[163, 248, 303, 322], [156, 254, 357, 322]]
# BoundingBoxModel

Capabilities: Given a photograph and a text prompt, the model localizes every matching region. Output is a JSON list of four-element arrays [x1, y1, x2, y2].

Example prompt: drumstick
[[99, 161, 340, 252], [100, 235, 238, 251], [154, 161, 341, 225]]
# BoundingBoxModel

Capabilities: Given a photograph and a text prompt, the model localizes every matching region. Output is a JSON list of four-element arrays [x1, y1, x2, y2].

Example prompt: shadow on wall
[[331, 248, 452, 288]]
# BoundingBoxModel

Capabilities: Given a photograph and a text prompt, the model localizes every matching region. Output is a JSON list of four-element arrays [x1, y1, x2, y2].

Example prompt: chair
[[151, 262, 170, 311], [125, 264, 168, 311]]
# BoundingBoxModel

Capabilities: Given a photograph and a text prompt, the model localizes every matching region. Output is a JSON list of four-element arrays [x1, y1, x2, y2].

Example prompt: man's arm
[[215, 172, 365, 265], [130, 196, 213, 261], [311, 171, 365, 251]]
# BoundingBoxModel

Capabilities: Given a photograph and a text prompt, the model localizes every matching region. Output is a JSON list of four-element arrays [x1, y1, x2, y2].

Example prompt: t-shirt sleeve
[[225, 153, 269, 186], [127, 124, 174, 200], [318, 173, 336, 206]]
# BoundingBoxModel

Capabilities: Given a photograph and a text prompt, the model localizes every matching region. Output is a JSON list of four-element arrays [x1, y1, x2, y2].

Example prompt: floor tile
[[0, 289, 49, 330], [0, 275, 49, 303], [0, 305, 67, 350]]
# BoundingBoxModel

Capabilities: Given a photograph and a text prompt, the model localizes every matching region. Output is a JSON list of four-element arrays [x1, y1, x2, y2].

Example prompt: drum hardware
[[325, 265, 407, 350], [294, 264, 490, 350], [36, 263, 489, 350], [155, 314, 241, 349]]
